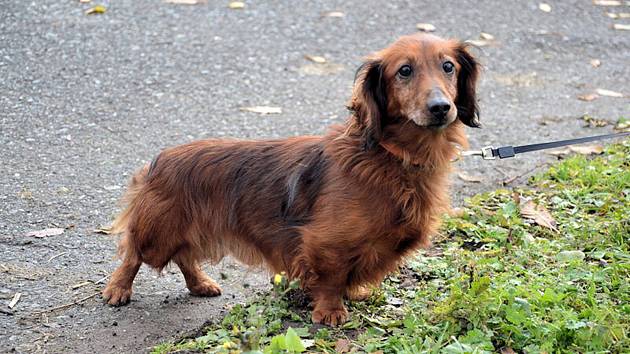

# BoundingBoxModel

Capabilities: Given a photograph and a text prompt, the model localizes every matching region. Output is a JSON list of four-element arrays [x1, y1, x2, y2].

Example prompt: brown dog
[[103, 33, 480, 326]]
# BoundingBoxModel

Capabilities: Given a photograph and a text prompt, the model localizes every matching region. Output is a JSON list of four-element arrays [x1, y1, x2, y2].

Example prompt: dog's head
[[350, 34, 480, 150]]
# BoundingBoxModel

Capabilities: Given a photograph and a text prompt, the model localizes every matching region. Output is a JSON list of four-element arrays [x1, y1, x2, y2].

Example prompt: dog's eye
[[442, 61, 455, 74], [397, 65, 413, 78]]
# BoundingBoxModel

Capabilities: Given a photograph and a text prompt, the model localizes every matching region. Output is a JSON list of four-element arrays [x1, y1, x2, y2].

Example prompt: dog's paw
[[102, 285, 132, 306], [311, 307, 349, 327], [188, 280, 222, 297]]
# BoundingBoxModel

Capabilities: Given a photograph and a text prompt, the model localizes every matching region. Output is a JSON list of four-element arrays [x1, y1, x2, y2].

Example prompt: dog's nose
[[428, 98, 451, 121]]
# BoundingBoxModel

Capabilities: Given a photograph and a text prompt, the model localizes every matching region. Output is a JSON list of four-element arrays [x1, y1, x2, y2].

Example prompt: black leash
[[463, 132, 630, 159]]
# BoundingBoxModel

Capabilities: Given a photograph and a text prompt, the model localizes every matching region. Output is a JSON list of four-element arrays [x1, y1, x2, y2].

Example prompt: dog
[[103, 33, 480, 326]]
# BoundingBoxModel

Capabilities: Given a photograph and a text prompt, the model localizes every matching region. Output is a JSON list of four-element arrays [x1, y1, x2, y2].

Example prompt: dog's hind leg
[[173, 248, 222, 297], [103, 249, 142, 306]]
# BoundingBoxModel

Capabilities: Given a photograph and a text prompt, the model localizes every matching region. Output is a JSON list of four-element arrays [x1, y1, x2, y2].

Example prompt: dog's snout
[[428, 97, 451, 121]]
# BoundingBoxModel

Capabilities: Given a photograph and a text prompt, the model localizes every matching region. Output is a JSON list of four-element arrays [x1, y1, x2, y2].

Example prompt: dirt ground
[[1, 0, 628, 352]]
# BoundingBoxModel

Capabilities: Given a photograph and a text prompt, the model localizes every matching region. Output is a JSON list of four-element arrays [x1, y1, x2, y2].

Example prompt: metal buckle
[[481, 146, 496, 160], [460, 146, 496, 160]]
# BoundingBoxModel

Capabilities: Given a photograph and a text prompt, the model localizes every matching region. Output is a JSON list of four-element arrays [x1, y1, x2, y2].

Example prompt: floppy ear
[[455, 45, 481, 128], [349, 60, 388, 150]]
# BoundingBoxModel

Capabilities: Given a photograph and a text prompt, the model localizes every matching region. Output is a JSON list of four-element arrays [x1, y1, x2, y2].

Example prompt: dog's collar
[[379, 141, 436, 170]]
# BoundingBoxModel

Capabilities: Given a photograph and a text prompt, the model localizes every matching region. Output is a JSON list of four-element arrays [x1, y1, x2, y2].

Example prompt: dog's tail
[[110, 165, 149, 256]]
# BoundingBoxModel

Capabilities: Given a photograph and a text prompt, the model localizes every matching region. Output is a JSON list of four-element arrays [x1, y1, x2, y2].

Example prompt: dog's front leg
[[310, 283, 348, 326]]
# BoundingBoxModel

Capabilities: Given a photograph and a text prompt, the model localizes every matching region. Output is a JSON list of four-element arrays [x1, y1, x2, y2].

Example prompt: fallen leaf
[[302, 339, 315, 349], [519, 198, 557, 231], [539, 3, 552, 12], [94, 227, 112, 235], [556, 250, 585, 262], [449, 207, 466, 218], [239, 106, 282, 114], [547, 144, 604, 156], [593, 0, 622, 5], [8, 293, 21, 309], [500, 348, 516, 354], [322, 11, 344, 17], [589, 59, 601, 67], [577, 93, 598, 101], [613, 23, 630, 31], [335, 339, 351, 353], [85, 5, 106, 14], [26, 228, 64, 238], [304, 55, 326, 64], [457, 172, 483, 183], [581, 114, 610, 127], [511, 191, 521, 205], [228, 1, 245, 9], [416, 23, 436, 32], [387, 297, 403, 306], [570, 144, 604, 155], [164, 0, 206, 4], [479, 32, 495, 40], [298, 63, 344, 76], [614, 119, 630, 132], [606, 12, 630, 18], [466, 39, 492, 47], [595, 88, 624, 97]]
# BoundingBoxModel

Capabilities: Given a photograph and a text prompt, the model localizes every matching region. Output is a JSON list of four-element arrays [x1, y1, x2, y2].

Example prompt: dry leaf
[[614, 120, 630, 132], [228, 1, 245, 9], [577, 93, 598, 101], [26, 228, 64, 238], [519, 198, 557, 231], [547, 144, 604, 156], [539, 3, 552, 12], [570, 144, 604, 155], [593, 0, 622, 5], [589, 59, 601, 67], [85, 5, 106, 14], [480, 32, 495, 40], [449, 207, 466, 218], [335, 339, 351, 353], [466, 39, 491, 47], [94, 227, 112, 235], [416, 23, 436, 32], [299, 63, 344, 76], [304, 55, 327, 64], [606, 12, 630, 18], [613, 23, 630, 31], [8, 293, 21, 309], [164, 0, 206, 4], [500, 348, 517, 354], [581, 115, 610, 127], [323, 11, 344, 17], [596, 88, 624, 97], [457, 172, 483, 183], [239, 106, 282, 114]]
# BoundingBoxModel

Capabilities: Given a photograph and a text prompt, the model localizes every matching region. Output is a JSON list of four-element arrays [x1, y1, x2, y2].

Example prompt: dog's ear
[[349, 60, 388, 150], [455, 45, 481, 128]]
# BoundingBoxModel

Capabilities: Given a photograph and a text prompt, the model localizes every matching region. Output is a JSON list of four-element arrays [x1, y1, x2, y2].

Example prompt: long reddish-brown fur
[[103, 34, 480, 326]]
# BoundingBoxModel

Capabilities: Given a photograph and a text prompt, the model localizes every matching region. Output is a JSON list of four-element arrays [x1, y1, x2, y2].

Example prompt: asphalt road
[[1, 0, 628, 352]]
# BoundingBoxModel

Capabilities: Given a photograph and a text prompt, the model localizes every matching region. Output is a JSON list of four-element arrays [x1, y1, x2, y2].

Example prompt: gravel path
[[1, 0, 628, 352]]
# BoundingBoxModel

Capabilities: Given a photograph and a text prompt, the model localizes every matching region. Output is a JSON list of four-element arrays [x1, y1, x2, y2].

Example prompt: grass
[[153, 140, 629, 354]]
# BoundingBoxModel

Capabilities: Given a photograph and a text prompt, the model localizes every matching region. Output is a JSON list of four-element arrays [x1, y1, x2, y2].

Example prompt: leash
[[463, 132, 630, 160]]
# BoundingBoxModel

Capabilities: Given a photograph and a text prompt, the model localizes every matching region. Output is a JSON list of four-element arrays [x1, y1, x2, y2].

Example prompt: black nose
[[428, 99, 451, 121]]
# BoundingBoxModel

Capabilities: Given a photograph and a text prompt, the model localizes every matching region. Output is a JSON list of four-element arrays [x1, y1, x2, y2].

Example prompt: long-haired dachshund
[[103, 33, 480, 326]]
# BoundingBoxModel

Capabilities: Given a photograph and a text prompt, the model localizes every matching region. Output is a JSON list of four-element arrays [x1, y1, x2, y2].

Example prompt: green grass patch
[[153, 141, 629, 353]]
